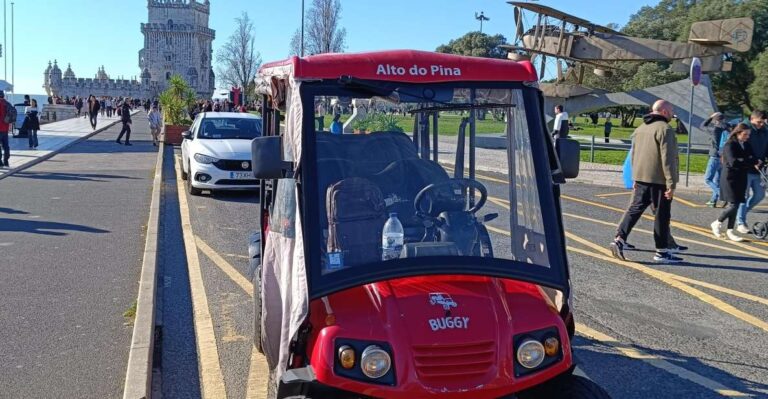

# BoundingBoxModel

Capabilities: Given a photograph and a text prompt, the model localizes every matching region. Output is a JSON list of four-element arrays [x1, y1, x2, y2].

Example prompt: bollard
[[590, 135, 595, 163]]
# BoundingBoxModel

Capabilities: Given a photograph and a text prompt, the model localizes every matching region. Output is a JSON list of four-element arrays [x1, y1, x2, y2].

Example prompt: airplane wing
[[501, 45, 619, 70], [508, 1, 623, 35]]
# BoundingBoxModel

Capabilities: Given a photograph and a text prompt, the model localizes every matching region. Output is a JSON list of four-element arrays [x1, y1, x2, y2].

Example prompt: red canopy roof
[[259, 49, 538, 83]]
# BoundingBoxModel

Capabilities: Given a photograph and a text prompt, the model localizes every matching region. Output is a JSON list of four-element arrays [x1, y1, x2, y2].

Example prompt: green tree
[[436, 32, 508, 59], [748, 49, 768, 110], [159, 75, 195, 126]]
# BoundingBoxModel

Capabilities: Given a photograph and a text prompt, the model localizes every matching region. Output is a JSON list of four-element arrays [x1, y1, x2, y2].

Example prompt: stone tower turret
[[49, 60, 63, 97], [43, 61, 53, 95], [64, 63, 76, 80]]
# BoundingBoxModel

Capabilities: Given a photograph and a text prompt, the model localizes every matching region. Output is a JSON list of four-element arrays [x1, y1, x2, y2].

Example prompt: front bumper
[[189, 162, 258, 190]]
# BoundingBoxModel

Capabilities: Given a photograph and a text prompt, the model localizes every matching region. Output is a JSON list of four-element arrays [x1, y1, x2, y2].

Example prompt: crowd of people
[[609, 101, 767, 263]]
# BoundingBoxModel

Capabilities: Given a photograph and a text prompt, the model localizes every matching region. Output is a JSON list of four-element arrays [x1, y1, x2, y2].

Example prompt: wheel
[[180, 158, 189, 180], [253, 265, 264, 354], [752, 222, 768, 240], [518, 374, 611, 399], [186, 170, 202, 196]]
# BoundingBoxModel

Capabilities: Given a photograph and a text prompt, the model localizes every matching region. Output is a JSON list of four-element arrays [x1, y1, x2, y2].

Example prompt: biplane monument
[[502, 2, 754, 145]]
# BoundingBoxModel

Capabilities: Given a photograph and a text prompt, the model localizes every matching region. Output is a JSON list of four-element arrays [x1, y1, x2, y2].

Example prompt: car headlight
[[194, 153, 218, 164], [517, 339, 545, 369], [360, 345, 391, 379]]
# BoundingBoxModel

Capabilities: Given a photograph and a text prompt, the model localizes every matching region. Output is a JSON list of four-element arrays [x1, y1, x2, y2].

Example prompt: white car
[[180, 112, 261, 195]]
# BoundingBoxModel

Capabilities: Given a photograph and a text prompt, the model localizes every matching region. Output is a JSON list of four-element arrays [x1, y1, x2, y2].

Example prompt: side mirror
[[555, 138, 580, 179], [252, 136, 289, 179], [181, 130, 193, 140]]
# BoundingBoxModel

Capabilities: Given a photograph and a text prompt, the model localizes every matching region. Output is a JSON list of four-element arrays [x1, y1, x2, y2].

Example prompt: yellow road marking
[[175, 160, 228, 398], [595, 191, 632, 198], [561, 211, 763, 261], [484, 195, 768, 332], [566, 239, 768, 334], [576, 323, 751, 397], [674, 195, 706, 208], [196, 237, 253, 296], [560, 194, 768, 256], [484, 224, 754, 396], [194, 232, 269, 398]]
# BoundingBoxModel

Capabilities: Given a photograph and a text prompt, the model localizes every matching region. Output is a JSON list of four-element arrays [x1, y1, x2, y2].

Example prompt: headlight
[[517, 339, 545, 369], [360, 345, 391, 379], [194, 153, 218, 164], [338, 345, 355, 369]]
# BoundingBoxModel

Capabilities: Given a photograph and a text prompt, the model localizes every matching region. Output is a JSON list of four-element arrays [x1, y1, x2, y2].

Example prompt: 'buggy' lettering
[[429, 316, 470, 331]]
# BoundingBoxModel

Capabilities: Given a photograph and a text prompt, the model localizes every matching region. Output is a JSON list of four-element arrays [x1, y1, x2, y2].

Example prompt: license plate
[[229, 172, 252, 179]]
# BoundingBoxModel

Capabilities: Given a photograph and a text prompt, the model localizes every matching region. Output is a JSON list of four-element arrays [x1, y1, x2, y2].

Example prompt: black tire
[[518, 374, 611, 399], [752, 222, 768, 240], [186, 171, 202, 196], [180, 160, 188, 180], [253, 265, 264, 354]]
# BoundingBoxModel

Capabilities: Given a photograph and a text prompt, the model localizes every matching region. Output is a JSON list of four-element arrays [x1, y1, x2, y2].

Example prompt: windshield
[[197, 117, 262, 139], [302, 82, 563, 292]]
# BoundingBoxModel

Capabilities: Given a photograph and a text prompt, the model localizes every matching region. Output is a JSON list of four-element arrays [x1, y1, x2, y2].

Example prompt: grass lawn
[[580, 148, 708, 174], [571, 117, 690, 144], [322, 113, 506, 135]]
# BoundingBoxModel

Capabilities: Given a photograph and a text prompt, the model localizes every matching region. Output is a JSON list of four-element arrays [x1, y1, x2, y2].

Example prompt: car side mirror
[[182, 130, 192, 140], [555, 138, 580, 179], [252, 136, 289, 179]]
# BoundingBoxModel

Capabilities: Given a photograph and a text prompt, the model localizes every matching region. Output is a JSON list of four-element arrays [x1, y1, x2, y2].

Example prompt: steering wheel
[[414, 178, 488, 218]]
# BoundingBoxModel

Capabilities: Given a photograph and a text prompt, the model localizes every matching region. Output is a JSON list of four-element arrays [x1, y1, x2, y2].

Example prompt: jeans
[[704, 156, 721, 202], [28, 130, 38, 148], [89, 113, 98, 129], [737, 173, 766, 226], [117, 122, 131, 143], [0, 132, 9, 164], [616, 182, 672, 250], [719, 202, 741, 229]]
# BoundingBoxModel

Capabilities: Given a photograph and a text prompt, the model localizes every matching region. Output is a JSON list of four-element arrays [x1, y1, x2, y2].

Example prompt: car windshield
[[303, 83, 561, 286], [198, 117, 261, 139]]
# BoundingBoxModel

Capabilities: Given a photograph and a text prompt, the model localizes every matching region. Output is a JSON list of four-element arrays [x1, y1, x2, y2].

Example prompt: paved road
[[167, 150, 768, 398], [0, 116, 158, 398]]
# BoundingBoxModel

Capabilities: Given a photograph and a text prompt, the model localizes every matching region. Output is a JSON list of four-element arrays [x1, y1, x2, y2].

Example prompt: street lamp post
[[300, 0, 305, 57], [475, 11, 490, 34], [10, 1, 13, 97]]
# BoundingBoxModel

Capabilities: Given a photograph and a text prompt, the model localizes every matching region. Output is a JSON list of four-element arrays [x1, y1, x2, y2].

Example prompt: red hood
[[309, 275, 569, 398]]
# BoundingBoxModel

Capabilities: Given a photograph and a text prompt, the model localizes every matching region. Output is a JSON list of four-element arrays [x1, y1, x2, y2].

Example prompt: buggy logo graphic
[[241, 161, 250, 170], [429, 293, 458, 310], [731, 29, 748, 44]]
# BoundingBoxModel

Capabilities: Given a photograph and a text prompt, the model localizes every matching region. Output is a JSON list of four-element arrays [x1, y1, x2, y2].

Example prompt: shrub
[[159, 74, 196, 126]]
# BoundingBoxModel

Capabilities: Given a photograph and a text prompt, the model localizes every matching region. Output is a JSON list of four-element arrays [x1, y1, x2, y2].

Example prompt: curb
[[123, 140, 165, 399], [0, 111, 140, 181]]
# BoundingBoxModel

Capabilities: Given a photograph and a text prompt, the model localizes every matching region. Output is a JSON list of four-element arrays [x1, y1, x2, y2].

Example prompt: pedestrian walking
[[701, 112, 729, 207], [87, 95, 101, 130], [106, 97, 114, 118], [330, 113, 343, 135], [316, 102, 326, 131], [100, 97, 106, 117], [0, 91, 12, 167], [25, 99, 41, 149], [610, 100, 682, 263], [75, 97, 83, 117], [116, 101, 133, 146], [735, 110, 768, 233], [711, 123, 762, 242], [604, 117, 613, 143], [148, 104, 162, 146], [552, 105, 570, 139]]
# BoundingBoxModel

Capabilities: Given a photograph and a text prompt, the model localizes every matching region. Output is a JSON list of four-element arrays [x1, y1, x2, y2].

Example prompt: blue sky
[[2, 0, 655, 95]]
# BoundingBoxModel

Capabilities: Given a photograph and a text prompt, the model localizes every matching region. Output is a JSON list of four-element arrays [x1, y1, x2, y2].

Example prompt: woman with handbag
[[25, 99, 41, 149], [711, 123, 762, 241]]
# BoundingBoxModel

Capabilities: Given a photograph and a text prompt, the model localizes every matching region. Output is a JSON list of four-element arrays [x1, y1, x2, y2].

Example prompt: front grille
[[215, 179, 259, 186], [214, 159, 251, 171], [412, 341, 495, 383]]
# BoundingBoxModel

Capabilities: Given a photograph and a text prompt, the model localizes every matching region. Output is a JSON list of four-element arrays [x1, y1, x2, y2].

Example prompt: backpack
[[326, 177, 386, 267], [3, 100, 17, 124]]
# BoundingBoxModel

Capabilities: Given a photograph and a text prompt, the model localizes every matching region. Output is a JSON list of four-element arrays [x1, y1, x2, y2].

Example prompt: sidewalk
[[435, 135, 710, 194], [2, 113, 131, 178]]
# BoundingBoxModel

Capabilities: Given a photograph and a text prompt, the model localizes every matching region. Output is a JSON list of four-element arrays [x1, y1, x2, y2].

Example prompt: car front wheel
[[186, 167, 203, 196], [180, 158, 189, 180]]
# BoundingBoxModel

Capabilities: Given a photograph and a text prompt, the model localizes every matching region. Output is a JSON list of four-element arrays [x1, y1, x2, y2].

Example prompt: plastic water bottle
[[382, 213, 404, 261]]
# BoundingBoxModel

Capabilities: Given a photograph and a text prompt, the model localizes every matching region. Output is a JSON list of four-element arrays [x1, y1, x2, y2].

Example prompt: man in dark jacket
[[611, 100, 682, 263], [0, 90, 11, 167], [701, 112, 729, 206], [735, 110, 768, 233], [116, 100, 133, 146]]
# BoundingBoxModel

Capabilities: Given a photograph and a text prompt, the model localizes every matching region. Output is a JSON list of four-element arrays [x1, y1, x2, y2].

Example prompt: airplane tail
[[688, 17, 754, 53]]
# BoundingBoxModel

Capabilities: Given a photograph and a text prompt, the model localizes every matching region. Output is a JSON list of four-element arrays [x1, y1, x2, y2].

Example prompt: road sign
[[690, 57, 702, 86]]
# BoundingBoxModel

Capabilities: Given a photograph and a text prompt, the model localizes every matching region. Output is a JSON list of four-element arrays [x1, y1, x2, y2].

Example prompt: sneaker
[[726, 229, 744, 242], [711, 221, 723, 238], [705, 200, 717, 207], [736, 224, 750, 234], [116, 139, 122, 144], [654, 251, 683, 263], [610, 239, 626, 261], [668, 245, 688, 254], [125, 142, 133, 146]]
